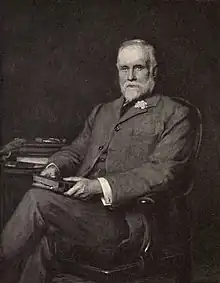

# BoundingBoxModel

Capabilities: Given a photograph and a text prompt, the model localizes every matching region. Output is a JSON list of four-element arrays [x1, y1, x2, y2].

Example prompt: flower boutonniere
[[134, 100, 148, 110]]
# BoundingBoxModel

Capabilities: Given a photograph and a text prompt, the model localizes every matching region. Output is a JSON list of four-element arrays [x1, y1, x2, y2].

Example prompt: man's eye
[[119, 66, 128, 71], [135, 65, 145, 71]]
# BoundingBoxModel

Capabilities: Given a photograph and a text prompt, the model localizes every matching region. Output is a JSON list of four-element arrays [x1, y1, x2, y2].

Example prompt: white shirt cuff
[[97, 177, 112, 206]]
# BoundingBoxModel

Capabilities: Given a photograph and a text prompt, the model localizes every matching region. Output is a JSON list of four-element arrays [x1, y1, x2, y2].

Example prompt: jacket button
[[114, 125, 120, 132], [98, 146, 104, 150], [100, 156, 106, 162]]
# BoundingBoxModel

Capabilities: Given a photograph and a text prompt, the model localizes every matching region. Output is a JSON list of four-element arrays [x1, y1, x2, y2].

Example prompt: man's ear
[[152, 65, 157, 79]]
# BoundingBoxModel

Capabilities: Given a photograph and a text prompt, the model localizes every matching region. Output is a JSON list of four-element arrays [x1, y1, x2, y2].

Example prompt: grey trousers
[[0, 188, 128, 283]]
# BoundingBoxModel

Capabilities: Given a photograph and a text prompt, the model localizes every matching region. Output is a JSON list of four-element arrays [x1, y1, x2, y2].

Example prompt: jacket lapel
[[119, 94, 161, 124], [97, 95, 124, 148], [110, 95, 125, 122]]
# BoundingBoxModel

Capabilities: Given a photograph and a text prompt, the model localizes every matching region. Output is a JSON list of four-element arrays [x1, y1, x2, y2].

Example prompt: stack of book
[[3, 137, 67, 170]]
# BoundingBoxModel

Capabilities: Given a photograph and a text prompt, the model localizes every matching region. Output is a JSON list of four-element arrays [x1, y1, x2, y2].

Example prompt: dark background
[[1, 0, 220, 267]]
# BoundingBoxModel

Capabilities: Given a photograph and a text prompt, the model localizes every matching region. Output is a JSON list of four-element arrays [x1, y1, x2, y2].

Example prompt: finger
[[64, 182, 82, 196], [40, 171, 53, 177], [40, 168, 56, 178], [63, 176, 85, 182], [70, 188, 85, 198], [40, 170, 47, 176], [41, 172, 56, 179], [62, 176, 75, 181], [72, 184, 90, 199], [64, 186, 78, 196]]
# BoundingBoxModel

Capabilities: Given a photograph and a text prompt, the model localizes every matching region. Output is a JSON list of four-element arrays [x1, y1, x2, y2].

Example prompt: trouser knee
[[22, 188, 52, 215]]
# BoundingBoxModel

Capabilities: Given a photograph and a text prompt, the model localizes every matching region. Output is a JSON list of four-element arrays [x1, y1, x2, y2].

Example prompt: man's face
[[117, 45, 155, 102]]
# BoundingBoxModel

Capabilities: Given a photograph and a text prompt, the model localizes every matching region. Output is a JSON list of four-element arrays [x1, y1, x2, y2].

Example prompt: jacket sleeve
[[105, 105, 195, 206], [48, 104, 102, 177]]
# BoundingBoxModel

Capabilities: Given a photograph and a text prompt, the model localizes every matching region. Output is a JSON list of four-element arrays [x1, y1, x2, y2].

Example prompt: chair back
[[171, 97, 203, 196]]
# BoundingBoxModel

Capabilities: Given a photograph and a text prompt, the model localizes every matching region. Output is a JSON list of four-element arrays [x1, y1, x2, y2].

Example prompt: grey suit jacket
[[49, 94, 194, 207]]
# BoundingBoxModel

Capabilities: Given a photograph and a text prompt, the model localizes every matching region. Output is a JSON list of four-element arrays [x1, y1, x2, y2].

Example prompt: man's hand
[[63, 177, 102, 200], [40, 164, 60, 179]]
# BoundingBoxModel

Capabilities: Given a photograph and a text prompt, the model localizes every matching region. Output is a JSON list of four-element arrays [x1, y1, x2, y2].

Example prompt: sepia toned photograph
[[0, 1, 220, 282]]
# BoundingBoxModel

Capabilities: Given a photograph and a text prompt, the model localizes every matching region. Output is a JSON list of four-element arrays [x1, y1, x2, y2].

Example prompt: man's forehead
[[117, 45, 149, 65]]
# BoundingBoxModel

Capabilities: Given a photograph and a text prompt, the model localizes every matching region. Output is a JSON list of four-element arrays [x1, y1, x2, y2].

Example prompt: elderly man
[[0, 39, 194, 283]]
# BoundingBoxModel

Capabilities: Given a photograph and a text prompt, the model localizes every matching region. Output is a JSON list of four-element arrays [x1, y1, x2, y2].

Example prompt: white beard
[[123, 88, 142, 102], [121, 78, 155, 102]]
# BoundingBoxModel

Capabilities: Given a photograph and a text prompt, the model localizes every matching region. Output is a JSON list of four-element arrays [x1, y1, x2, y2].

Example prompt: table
[[0, 164, 42, 231]]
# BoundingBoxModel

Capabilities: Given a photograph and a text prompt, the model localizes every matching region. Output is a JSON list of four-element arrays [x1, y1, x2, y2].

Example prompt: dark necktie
[[120, 100, 136, 117]]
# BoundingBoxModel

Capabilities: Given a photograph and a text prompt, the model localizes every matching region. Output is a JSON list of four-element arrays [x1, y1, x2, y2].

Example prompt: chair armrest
[[134, 194, 157, 216], [136, 191, 167, 207], [135, 190, 175, 215], [137, 186, 185, 206], [137, 195, 156, 205]]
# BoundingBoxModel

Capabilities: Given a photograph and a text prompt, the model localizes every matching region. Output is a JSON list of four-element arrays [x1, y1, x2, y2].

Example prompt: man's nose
[[127, 68, 136, 81]]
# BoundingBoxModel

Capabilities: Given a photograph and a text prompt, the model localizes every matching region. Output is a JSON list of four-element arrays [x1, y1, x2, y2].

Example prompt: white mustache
[[123, 83, 142, 88]]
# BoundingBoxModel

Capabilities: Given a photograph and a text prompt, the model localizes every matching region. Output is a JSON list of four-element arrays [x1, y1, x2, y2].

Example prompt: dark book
[[32, 175, 76, 194]]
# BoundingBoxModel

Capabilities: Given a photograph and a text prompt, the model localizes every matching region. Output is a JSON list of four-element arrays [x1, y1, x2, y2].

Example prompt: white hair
[[117, 39, 157, 71]]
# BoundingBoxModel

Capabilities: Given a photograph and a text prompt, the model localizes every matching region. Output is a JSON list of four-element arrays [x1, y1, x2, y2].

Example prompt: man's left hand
[[63, 177, 102, 199]]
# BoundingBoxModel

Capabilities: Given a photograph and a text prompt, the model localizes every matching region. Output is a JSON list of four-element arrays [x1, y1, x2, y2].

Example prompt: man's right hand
[[40, 164, 60, 179]]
